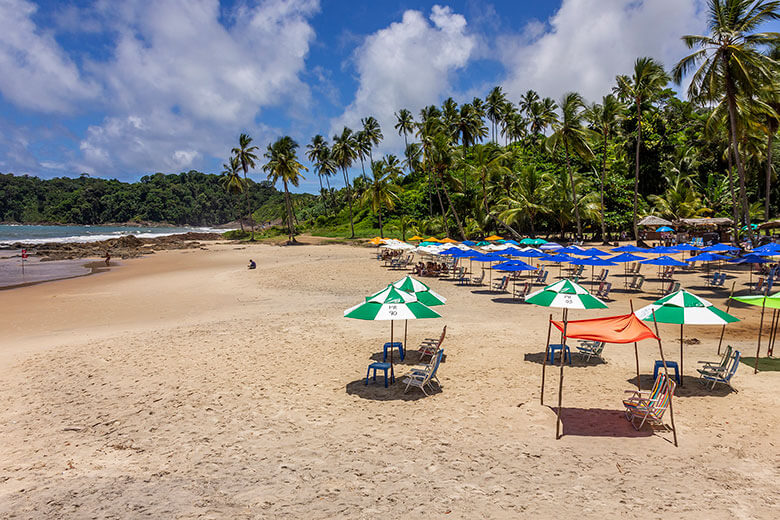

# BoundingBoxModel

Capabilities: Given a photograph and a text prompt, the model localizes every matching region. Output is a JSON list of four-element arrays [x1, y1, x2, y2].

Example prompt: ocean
[[0, 224, 226, 246]]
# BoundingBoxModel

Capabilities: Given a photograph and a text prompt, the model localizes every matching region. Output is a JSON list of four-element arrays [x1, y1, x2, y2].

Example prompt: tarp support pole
[[769, 309, 778, 358], [651, 310, 678, 447], [541, 314, 553, 405], [555, 308, 568, 440], [755, 284, 769, 374], [404, 320, 408, 357], [717, 281, 736, 355], [629, 300, 640, 391]]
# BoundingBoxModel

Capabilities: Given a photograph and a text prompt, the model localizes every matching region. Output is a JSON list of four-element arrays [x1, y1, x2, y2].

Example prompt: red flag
[[21, 249, 28, 259]]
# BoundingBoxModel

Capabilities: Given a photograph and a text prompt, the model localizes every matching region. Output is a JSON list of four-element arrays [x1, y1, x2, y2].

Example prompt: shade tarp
[[551, 313, 659, 344]]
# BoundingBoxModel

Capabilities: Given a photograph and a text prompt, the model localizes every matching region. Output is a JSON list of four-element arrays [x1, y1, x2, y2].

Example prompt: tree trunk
[[600, 130, 608, 242], [378, 205, 383, 238], [242, 165, 255, 241], [342, 167, 355, 239], [565, 141, 582, 239], [440, 176, 467, 240], [632, 99, 642, 241], [766, 129, 775, 221], [726, 82, 753, 243], [283, 179, 295, 243], [727, 146, 740, 244], [237, 196, 245, 232]]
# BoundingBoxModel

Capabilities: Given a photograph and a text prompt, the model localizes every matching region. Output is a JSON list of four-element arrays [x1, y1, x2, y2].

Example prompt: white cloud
[[331, 5, 476, 151], [75, 0, 319, 175], [498, 0, 707, 104], [0, 0, 100, 112]]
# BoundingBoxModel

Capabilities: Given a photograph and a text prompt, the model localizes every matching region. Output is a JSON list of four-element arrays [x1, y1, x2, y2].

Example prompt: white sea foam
[[0, 227, 229, 246]]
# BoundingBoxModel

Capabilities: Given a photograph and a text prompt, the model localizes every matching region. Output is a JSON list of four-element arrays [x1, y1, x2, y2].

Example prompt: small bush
[[223, 229, 251, 240]]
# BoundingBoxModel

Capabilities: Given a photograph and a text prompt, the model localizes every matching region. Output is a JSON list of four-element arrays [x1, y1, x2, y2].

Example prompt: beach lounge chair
[[492, 276, 509, 292], [418, 325, 446, 363], [575, 340, 606, 362], [714, 273, 726, 287], [534, 270, 548, 285], [623, 373, 676, 430], [470, 270, 485, 286], [596, 281, 612, 300], [698, 349, 741, 390], [697, 346, 732, 373], [628, 275, 644, 292], [403, 349, 444, 395], [513, 282, 531, 300]]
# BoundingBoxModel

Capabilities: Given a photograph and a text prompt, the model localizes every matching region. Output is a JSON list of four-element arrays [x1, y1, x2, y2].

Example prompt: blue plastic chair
[[366, 362, 394, 387], [548, 344, 572, 365], [653, 360, 680, 384], [383, 341, 404, 362]]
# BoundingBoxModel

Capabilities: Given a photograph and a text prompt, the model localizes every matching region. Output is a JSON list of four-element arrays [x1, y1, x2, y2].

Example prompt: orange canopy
[[440, 237, 458, 243], [551, 313, 658, 344], [484, 234, 504, 241], [423, 236, 441, 243]]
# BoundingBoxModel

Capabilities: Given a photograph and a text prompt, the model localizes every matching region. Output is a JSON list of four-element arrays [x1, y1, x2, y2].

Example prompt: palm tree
[[586, 94, 625, 241], [756, 44, 780, 219], [546, 92, 596, 239], [519, 90, 540, 117], [486, 86, 507, 143], [361, 116, 383, 164], [331, 127, 358, 238], [614, 57, 670, 240], [355, 130, 371, 179], [306, 134, 328, 192], [263, 136, 308, 243], [231, 133, 259, 240], [528, 97, 558, 143], [220, 155, 246, 231], [498, 166, 549, 236], [673, 0, 779, 240], [394, 108, 415, 151], [362, 159, 400, 237]]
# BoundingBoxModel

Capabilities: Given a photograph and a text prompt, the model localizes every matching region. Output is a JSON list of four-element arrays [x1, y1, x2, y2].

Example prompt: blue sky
[[0, 0, 777, 192]]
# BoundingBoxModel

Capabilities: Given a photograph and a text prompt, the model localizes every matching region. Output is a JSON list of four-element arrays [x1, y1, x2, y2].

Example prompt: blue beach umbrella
[[608, 252, 647, 263], [493, 260, 537, 292], [686, 252, 729, 263], [471, 253, 507, 285], [656, 226, 675, 232], [462, 240, 476, 246], [650, 246, 681, 254], [673, 243, 700, 251], [730, 253, 771, 287], [580, 247, 611, 257], [702, 243, 740, 252], [612, 244, 650, 253], [569, 256, 618, 285], [558, 246, 585, 254], [641, 255, 688, 267]]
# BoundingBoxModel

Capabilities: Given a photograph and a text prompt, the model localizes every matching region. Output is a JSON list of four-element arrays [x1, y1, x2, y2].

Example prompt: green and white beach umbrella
[[634, 289, 739, 384], [635, 289, 739, 325], [345, 284, 441, 381], [346, 285, 440, 320], [525, 279, 608, 310], [390, 275, 447, 306]]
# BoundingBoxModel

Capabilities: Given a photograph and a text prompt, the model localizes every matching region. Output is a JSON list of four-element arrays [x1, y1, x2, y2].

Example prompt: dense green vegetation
[[0, 171, 281, 226]]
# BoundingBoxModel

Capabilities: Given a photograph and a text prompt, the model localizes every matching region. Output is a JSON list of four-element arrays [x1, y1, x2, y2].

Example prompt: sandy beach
[[0, 240, 778, 519]]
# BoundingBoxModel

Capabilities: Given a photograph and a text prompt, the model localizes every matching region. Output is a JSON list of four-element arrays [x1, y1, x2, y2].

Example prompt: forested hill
[[0, 171, 283, 226]]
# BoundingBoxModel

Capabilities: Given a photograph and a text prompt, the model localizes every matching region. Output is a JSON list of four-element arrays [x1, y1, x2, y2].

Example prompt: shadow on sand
[[552, 406, 653, 438], [345, 377, 442, 401], [523, 351, 607, 367], [626, 374, 736, 397]]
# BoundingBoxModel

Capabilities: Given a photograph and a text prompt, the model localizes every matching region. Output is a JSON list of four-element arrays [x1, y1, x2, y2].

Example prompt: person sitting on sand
[[248, 259, 256, 270]]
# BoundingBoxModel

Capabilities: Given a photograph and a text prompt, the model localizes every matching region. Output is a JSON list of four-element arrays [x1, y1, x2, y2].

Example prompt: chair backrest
[[653, 374, 676, 416], [436, 325, 447, 347], [768, 277, 775, 292], [720, 345, 733, 368], [724, 350, 741, 381], [635, 276, 644, 290], [541, 271, 548, 283], [602, 282, 612, 297], [594, 341, 606, 354], [671, 282, 680, 293], [755, 277, 764, 291], [428, 348, 444, 379]]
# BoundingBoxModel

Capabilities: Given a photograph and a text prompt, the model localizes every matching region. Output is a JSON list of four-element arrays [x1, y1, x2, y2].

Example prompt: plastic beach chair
[[698, 349, 741, 390], [403, 349, 444, 395], [697, 345, 732, 373], [418, 325, 446, 363], [576, 340, 606, 362], [623, 373, 676, 430]]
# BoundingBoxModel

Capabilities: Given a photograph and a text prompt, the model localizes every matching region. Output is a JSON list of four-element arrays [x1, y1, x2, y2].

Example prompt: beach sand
[[0, 240, 778, 518]]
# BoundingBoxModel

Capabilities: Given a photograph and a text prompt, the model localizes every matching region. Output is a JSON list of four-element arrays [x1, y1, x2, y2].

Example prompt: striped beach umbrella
[[345, 285, 441, 379], [635, 289, 739, 384], [390, 275, 446, 307], [526, 279, 608, 310]]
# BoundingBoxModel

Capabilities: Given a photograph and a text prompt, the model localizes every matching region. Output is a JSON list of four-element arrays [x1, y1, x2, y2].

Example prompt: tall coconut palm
[[673, 0, 780, 240], [306, 134, 328, 192], [262, 136, 307, 243], [220, 155, 246, 231], [231, 133, 259, 240], [394, 108, 415, 151], [586, 94, 625, 241], [528, 97, 558, 142], [614, 57, 670, 240], [355, 130, 371, 179], [519, 90, 540, 117], [757, 44, 780, 219], [486, 86, 507, 143], [362, 159, 400, 238], [546, 92, 597, 239], [361, 116, 383, 164], [331, 127, 358, 238]]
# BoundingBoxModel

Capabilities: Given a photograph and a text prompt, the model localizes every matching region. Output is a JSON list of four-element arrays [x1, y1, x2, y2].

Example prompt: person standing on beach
[[104, 251, 111, 266]]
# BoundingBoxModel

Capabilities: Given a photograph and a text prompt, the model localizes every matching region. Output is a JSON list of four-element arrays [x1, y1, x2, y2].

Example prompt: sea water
[[0, 224, 224, 246]]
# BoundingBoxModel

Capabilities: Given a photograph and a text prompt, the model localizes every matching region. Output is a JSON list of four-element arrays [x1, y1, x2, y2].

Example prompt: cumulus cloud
[[75, 0, 319, 174], [0, 0, 100, 112], [331, 5, 476, 151], [498, 0, 707, 104]]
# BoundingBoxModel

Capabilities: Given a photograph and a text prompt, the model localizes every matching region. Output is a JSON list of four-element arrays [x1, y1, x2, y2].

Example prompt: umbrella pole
[[651, 310, 678, 447], [680, 323, 684, 387], [755, 286, 768, 374], [390, 320, 395, 383], [630, 300, 640, 391], [717, 281, 736, 355], [555, 308, 568, 440], [541, 313, 552, 405], [404, 320, 408, 356]]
